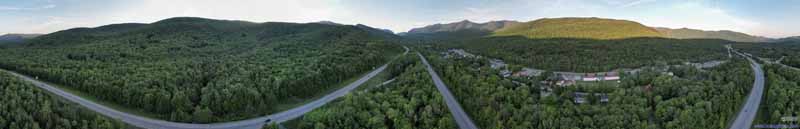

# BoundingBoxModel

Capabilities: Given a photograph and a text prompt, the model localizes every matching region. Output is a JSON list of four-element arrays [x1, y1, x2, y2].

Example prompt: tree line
[[0, 71, 130, 129], [758, 64, 800, 125], [453, 37, 729, 72], [270, 54, 457, 129], [0, 20, 403, 123]]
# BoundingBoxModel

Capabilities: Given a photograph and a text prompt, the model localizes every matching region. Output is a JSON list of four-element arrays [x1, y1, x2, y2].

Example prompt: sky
[[1, 0, 799, 38]]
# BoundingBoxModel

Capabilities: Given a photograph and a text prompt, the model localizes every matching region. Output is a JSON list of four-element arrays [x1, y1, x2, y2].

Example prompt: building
[[489, 59, 506, 69], [556, 80, 576, 87], [583, 73, 600, 81], [574, 92, 610, 104], [598, 94, 609, 103], [603, 72, 620, 81], [499, 69, 512, 77], [574, 92, 590, 104]]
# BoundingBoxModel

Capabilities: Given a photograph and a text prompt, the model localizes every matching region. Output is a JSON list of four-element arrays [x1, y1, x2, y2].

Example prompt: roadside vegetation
[[0, 17, 402, 123], [423, 46, 752, 128], [734, 41, 800, 68], [757, 64, 800, 125], [0, 71, 131, 129], [277, 54, 456, 129]]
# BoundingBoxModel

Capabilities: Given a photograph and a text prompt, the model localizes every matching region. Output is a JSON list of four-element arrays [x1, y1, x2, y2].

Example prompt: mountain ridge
[[26, 17, 398, 46], [0, 33, 43, 43], [654, 27, 772, 42], [404, 17, 779, 42], [407, 20, 520, 34]]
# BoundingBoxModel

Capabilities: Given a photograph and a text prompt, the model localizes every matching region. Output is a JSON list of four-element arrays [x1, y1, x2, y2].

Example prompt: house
[[574, 92, 590, 104], [583, 73, 600, 81], [499, 69, 512, 77], [489, 59, 506, 69], [574, 92, 610, 104], [603, 72, 620, 81], [556, 80, 576, 87], [597, 93, 609, 103]]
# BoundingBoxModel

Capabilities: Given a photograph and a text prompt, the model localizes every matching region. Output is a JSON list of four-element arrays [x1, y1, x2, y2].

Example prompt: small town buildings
[[574, 92, 610, 104], [556, 80, 576, 87], [582, 73, 600, 81], [489, 59, 506, 69], [574, 92, 589, 104]]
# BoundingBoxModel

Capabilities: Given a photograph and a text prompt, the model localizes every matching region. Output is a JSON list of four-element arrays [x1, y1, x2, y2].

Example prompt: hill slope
[[407, 20, 520, 34], [655, 27, 772, 42], [0, 33, 42, 45], [403, 20, 519, 40], [0, 17, 402, 123], [492, 17, 664, 39], [777, 36, 800, 42]]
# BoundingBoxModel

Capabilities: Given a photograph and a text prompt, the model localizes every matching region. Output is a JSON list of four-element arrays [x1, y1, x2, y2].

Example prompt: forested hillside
[[758, 64, 800, 125], [424, 47, 753, 128], [655, 27, 772, 42], [0, 71, 130, 129], [0, 34, 41, 43], [284, 54, 457, 129], [406, 20, 519, 34], [0, 34, 42, 48], [403, 17, 665, 41], [0, 17, 403, 123], [734, 41, 800, 67], [456, 37, 729, 72], [492, 17, 664, 39]]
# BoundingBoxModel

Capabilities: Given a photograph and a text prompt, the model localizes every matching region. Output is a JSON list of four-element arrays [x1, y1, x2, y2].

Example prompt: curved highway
[[6, 64, 386, 129], [730, 48, 766, 129], [417, 52, 479, 129], [3, 46, 411, 129]]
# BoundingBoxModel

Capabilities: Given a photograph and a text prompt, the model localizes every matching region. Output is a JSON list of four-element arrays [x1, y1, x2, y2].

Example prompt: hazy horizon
[[2, 0, 799, 38]]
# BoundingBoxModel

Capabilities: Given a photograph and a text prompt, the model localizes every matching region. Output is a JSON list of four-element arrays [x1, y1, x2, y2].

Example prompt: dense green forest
[[0, 17, 402, 123], [734, 41, 800, 67], [267, 54, 456, 129], [423, 47, 753, 128], [454, 37, 729, 72], [758, 64, 800, 125], [0, 71, 131, 129]]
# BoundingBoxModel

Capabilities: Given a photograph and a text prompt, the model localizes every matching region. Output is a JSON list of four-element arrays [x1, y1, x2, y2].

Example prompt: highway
[[5, 63, 388, 129], [417, 52, 480, 129], [730, 47, 766, 129]]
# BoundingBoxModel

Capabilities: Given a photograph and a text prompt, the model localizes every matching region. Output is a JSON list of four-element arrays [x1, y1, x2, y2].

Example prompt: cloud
[[620, 0, 657, 8], [0, 4, 55, 11], [631, 1, 762, 35]]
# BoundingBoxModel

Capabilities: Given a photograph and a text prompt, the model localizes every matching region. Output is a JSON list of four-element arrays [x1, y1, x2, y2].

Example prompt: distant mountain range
[[404, 17, 790, 42], [5, 17, 796, 44], [492, 17, 663, 39], [654, 27, 772, 42], [0, 33, 43, 43], [312, 21, 394, 34], [777, 36, 800, 42], [407, 20, 520, 34]]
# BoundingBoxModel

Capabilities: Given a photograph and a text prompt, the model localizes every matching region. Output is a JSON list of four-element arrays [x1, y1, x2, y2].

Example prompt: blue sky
[[1, 0, 799, 38]]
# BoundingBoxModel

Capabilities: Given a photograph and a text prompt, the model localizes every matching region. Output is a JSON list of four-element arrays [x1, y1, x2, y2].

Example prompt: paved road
[[5, 63, 388, 129], [417, 53, 479, 129], [730, 49, 766, 129]]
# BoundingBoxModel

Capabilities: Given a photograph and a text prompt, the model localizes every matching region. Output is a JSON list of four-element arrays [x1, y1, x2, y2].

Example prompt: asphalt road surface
[[730, 49, 766, 129], [417, 53, 479, 129], [5, 63, 388, 129]]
